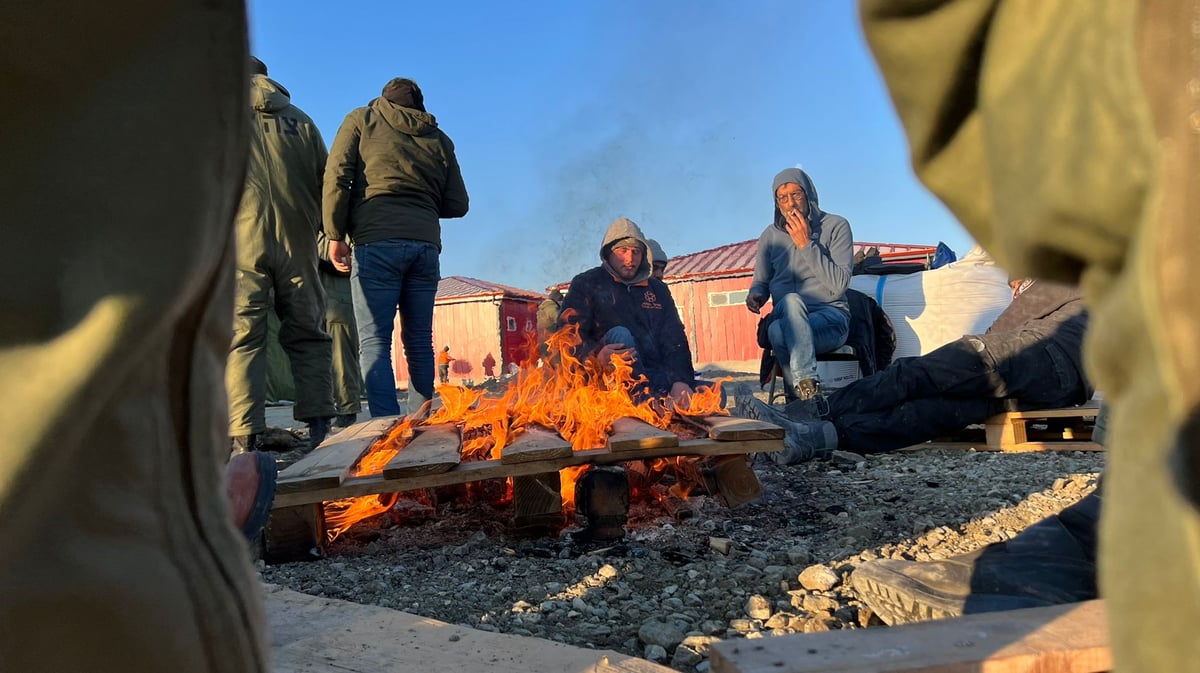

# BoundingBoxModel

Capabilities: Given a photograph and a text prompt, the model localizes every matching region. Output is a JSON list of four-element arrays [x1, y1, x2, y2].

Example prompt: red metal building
[[392, 276, 543, 389]]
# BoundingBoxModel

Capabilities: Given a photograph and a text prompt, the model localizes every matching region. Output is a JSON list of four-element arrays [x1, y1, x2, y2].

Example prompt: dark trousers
[[827, 331, 1083, 452]]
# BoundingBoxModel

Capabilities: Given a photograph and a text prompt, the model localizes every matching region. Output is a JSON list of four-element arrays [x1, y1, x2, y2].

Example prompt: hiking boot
[[229, 433, 262, 458], [795, 377, 821, 401], [733, 384, 837, 464], [852, 492, 1101, 625], [333, 413, 357, 429], [303, 417, 332, 449]]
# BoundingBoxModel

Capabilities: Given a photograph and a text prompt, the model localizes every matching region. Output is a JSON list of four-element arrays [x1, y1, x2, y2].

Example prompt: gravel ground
[[260, 374, 1103, 672]]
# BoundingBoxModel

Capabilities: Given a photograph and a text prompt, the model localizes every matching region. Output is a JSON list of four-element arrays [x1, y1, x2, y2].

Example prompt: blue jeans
[[767, 295, 849, 389], [603, 327, 725, 406], [351, 239, 440, 417]]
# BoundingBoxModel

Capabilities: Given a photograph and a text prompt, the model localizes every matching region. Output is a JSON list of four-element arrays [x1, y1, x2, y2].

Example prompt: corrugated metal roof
[[437, 275, 544, 301], [663, 239, 939, 281]]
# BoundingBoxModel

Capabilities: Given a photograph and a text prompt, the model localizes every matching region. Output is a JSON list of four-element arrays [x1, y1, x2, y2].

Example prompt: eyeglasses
[[775, 190, 806, 204]]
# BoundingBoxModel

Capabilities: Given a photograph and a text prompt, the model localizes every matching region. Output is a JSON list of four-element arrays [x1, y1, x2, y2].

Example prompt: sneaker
[[852, 492, 1100, 625], [332, 413, 357, 429], [225, 450, 277, 544], [229, 433, 262, 458]]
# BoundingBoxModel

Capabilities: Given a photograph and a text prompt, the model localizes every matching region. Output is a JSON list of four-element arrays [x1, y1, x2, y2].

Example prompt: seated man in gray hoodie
[[559, 218, 699, 404], [737, 280, 1091, 464], [747, 168, 855, 402]]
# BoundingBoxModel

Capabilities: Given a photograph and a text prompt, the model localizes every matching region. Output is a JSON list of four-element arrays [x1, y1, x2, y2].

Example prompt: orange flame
[[323, 319, 731, 538]]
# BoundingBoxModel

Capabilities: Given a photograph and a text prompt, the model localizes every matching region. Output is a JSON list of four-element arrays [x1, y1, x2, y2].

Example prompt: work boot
[[852, 491, 1101, 625], [229, 433, 262, 458], [303, 417, 332, 449], [332, 413, 357, 429], [795, 377, 821, 401], [733, 384, 838, 464]]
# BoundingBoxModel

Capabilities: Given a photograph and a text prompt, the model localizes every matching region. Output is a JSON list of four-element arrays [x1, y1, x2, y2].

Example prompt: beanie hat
[[381, 78, 426, 112]]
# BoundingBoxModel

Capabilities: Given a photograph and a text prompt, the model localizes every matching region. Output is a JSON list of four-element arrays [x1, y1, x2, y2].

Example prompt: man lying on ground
[[736, 279, 1090, 464]]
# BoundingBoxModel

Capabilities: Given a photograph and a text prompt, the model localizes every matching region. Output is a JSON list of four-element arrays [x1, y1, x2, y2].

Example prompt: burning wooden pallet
[[263, 414, 784, 562]]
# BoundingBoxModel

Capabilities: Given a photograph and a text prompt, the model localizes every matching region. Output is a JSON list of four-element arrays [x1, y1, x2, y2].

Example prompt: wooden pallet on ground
[[901, 403, 1103, 453], [273, 414, 781, 508], [709, 599, 1110, 673]]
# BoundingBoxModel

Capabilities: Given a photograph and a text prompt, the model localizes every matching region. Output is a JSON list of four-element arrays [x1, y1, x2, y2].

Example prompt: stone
[[798, 565, 840, 591], [638, 619, 685, 650], [745, 594, 772, 620], [801, 594, 840, 613], [671, 645, 704, 668], [787, 547, 813, 565], [644, 644, 668, 663], [597, 564, 619, 579], [709, 537, 733, 554]]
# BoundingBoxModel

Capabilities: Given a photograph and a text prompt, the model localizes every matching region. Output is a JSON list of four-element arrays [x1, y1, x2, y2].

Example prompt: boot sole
[[851, 564, 963, 626]]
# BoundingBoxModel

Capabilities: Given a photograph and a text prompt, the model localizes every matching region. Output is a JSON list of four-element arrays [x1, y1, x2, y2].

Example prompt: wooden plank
[[501, 424, 573, 464], [512, 472, 563, 535], [710, 455, 762, 508], [277, 417, 398, 494], [266, 586, 675, 673], [709, 599, 1111, 673], [381, 423, 461, 479], [993, 404, 1100, 421], [702, 415, 785, 441], [900, 441, 1103, 453], [607, 417, 679, 451], [274, 437, 782, 508]]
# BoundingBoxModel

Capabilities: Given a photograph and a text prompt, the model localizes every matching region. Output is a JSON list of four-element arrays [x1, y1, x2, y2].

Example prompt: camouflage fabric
[[0, 2, 267, 671], [862, 1, 1200, 669]]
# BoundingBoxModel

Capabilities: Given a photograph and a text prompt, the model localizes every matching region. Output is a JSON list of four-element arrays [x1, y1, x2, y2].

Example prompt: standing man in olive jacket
[[228, 58, 334, 453], [559, 217, 697, 403], [324, 78, 469, 418]]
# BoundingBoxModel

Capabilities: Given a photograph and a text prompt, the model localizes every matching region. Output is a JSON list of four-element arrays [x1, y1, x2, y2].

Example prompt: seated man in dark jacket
[[737, 279, 1091, 464], [559, 217, 698, 404]]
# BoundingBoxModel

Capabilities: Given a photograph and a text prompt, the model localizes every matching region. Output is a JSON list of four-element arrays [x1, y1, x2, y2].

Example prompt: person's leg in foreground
[[862, 2, 1199, 669], [0, 2, 269, 671]]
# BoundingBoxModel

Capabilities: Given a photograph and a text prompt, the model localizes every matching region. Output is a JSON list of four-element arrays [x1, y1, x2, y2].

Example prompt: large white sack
[[849, 246, 1012, 359]]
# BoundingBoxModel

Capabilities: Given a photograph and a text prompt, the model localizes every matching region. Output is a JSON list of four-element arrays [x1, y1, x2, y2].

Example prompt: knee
[[766, 321, 786, 350], [774, 294, 809, 319], [604, 326, 637, 349]]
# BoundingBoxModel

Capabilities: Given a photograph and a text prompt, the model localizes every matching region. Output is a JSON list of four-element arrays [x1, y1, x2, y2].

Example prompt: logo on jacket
[[641, 290, 662, 310]]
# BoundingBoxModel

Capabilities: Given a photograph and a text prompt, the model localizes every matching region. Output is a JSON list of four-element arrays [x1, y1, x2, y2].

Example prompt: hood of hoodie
[[250, 74, 292, 113], [599, 217, 652, 285], [369, 96, 439, 137], [771, 167, 823, 232]]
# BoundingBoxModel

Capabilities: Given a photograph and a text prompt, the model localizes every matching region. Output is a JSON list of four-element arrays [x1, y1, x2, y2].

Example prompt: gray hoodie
[[599, 217, 653, 285], [750, 168, 853, 314]]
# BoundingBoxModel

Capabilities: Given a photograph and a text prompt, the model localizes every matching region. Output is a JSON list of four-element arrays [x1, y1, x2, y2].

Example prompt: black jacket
[[986, 280, 1090, 397], [559, 266, 694, 395]]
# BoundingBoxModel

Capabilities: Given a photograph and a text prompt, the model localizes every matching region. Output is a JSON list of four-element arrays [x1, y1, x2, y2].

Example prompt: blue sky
[[248, 1, 973, 293]]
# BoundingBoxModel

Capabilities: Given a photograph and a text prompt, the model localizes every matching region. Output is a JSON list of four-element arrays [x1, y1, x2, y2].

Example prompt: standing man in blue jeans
[[323, 78, 469, 417], [746, 168, 854, 402]]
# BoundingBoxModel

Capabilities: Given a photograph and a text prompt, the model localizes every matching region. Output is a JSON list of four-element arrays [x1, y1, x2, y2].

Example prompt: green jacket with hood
[[323, 97, 469, 250], [236, 75, 327, 251], [559, 217, 695, 395]]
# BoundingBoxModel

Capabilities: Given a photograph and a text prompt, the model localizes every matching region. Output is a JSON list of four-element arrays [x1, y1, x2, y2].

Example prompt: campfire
[[322, 321, 729, 541]]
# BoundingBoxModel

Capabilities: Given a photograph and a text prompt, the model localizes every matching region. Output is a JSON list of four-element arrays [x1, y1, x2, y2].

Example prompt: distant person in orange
[[436, 345, 455, 384]]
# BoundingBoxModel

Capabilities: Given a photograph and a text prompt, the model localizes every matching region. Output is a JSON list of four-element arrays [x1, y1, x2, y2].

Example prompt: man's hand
[[669, 381, 693, 406], [746, 290, 768, 314], [782, 207, 810, 249], [598, 343, 636, 370], [329, 240, 351, 273]]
